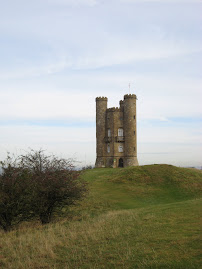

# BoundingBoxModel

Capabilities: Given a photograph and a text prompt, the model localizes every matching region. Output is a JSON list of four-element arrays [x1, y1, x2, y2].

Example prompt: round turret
[[95, 96, 108, 167], [123, 94, 138, 166]]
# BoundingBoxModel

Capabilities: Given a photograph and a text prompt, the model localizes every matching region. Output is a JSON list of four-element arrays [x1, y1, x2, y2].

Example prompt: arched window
[[108, 129, 111, 137], [118, 128, 123, 137], [107, 144, 110, 153]]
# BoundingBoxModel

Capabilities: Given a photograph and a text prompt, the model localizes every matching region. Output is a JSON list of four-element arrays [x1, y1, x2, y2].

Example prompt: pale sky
[[0, 0, 202, 167]]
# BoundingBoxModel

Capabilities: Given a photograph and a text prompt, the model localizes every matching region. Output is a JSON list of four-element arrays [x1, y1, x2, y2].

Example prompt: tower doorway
[[118, 158, 124, 168]]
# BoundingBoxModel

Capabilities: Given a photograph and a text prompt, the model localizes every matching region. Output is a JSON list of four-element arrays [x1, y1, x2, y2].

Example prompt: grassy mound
[[1, 165, 202, 268], [74, 165, 202, 218]]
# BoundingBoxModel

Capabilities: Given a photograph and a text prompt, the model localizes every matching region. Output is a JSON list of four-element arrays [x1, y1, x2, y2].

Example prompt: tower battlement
[[124, 94, 137, 99], [107, 107, 120, 112], [95, 93, 139, 168], [96, 97, 108, 101]]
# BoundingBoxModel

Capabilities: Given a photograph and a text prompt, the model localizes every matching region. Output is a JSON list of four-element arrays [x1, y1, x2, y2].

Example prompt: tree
[[0, 150, 87, 231], [0, 154, 33, 231], [19, 150, 87, 224]]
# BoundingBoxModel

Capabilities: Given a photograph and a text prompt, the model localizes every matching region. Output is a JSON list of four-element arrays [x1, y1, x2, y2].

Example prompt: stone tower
[[95, 94, 139, 168]]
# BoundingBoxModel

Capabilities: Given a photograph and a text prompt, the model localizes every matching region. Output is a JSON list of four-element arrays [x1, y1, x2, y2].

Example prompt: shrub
[[0, 155, 33, 231], [0, 150, 87, 230], [19, 149, 87, 224]]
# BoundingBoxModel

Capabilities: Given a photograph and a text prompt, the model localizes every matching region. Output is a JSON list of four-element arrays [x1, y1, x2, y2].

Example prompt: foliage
[[19, 150, 87, 224], [0, 150, 87, 230], [0, 154, 33, 231]]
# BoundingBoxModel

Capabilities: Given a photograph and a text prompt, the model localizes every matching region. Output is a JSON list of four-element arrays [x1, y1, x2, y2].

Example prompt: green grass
[[71, 165, 202, 217], [0, 164, 202, 268]]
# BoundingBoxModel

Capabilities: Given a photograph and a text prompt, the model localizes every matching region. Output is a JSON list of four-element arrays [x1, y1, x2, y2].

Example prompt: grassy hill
[[1, 165, 202, 268]]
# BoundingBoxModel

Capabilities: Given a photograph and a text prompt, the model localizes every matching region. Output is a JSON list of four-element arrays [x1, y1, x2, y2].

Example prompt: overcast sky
[[0, 0, 201, 167]]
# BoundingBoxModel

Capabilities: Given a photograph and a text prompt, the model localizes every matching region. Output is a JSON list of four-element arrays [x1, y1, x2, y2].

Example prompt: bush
[[0, 150, 87, 231], [0, 155, 33, 231], [20, 150, 87, 224]]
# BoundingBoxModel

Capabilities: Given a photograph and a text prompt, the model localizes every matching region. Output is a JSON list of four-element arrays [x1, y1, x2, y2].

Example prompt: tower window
[[134, 115, 136, 120], [118, 145, 123, 152], [107, 144, 110, 153], [134, 130, 136, 135], [134, 147, 136, 151], [108, 129, 111, 137], [118, 128, 123, 137]]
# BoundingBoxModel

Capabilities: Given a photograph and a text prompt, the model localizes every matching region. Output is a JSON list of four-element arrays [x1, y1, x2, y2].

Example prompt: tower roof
[[124, 94, 137, 100], [96, 96, 108, 101]]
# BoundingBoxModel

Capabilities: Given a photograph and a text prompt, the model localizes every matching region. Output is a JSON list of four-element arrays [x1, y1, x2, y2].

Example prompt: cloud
[[121, 0, 202, 3], [0, 125, 96, 166], [0, 0, 201, 77], [0, 90, 95, 121], [0, 37, 201, 80], [0, 60, 72, 80], [138, 143, 202, 167], [46, 0, 97, 6], [0, 123, 201, 167], [138, 124, 202, 144], [73, 43, 202, 70], [0, 73, 201, 122]]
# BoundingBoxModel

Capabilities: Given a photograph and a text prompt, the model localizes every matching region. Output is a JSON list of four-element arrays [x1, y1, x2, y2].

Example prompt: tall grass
[[1, 199, 201, 268], [0, 165, 202, 268]]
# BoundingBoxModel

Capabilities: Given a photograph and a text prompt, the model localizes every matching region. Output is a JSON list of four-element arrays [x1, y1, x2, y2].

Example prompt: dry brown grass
[[0, 199, 201, 269]]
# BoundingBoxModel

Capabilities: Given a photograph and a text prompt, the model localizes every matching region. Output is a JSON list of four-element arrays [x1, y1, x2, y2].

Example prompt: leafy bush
[[0, 150, 87, 231], [20, 150, 87, 224], [0, 155, 33, 231]]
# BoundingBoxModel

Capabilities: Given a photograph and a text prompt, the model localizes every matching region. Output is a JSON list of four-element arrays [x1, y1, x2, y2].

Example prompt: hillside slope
[[74, 164, 202, 218], [1, 164, 202, 269]]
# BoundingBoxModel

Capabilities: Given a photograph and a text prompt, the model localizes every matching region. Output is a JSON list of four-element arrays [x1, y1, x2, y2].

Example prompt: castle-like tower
[[95, 94, 139, 168]]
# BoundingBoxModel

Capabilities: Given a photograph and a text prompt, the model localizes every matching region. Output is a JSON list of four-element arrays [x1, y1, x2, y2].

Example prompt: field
[[0, 164, 202, 268]]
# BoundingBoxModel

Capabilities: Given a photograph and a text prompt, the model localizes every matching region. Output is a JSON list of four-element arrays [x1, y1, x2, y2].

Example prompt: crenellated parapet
[[124, 94, 137, 100], [107, 107, 120, 112], [96, 97, 108, 101]]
